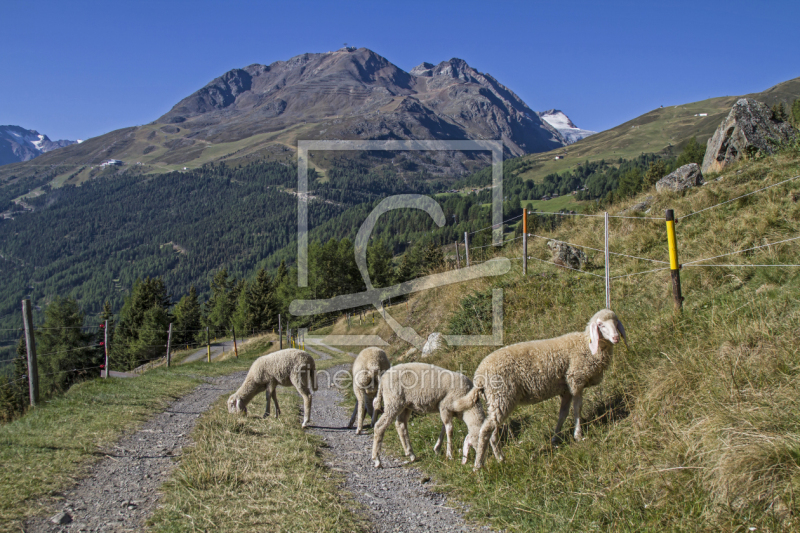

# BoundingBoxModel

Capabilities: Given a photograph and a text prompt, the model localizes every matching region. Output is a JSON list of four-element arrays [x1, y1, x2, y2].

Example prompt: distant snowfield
[[539, 110, 596, 145]]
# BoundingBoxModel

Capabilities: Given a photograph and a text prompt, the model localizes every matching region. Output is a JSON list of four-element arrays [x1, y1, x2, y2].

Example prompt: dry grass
[[374, 152, 800, 531]]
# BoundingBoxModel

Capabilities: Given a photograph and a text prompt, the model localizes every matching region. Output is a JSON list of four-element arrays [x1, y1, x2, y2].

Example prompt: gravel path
[[24, 372, 246, 532], [182, 339, 245, 364], [24, 352, 488, 532], [311, 363, 489, 533]]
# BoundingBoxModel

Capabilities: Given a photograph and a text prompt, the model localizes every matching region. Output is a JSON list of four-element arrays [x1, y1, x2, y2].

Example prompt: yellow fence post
[[665, 209, 683, 311]]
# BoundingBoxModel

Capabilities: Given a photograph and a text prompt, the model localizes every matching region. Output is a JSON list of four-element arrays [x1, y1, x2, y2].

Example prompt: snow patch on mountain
[[538, 110, 596, 145], [0, 126, 79, 165]]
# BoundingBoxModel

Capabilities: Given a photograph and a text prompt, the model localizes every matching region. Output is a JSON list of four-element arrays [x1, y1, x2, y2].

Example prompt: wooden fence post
[[166, 323, 173, 367], [21, 299, 39, 406], [522, 209, 528, 275], [279, 314, 283, 350], [665, 209, 683, 311], [455, 240, 461, 269], [103, 320, 109, 378], [464, 232, 470, 267], [232, 326, 238, 358], [206, 327, 210, 362]]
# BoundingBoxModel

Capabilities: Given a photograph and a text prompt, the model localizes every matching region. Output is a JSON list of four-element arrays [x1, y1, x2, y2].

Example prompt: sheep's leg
[[298, 385, 312, 428], [372, 403, 400, 468], [438, 408, 455, 460], [572, 391, 583, 441], [551, 393, 572, 444], [461, 433, 472, 464], [355, 388, 368, 434], [366, 394, 376, 426], [347, 403, 358, 429], [395, 409, 416, 462], [263, 381, 276, 418], [434, 424, 446, 455], [474, 411, 500, 471], [271, 386, 281, 416], [490, 427, 504, 463]]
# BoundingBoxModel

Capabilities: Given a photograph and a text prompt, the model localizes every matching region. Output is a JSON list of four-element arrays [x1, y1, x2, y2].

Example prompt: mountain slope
[[516, 76, 800, 183], [0, 126, 80, 165], [0, 48, 565, 187]]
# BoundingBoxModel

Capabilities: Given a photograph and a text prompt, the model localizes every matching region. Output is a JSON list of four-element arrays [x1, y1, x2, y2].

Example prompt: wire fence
[[5, 170, 800, 407]]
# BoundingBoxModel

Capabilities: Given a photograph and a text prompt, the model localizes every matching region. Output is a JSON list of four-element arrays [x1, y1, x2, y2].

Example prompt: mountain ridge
[[0, 48, 570, 186], [0, 126, 80, 166]]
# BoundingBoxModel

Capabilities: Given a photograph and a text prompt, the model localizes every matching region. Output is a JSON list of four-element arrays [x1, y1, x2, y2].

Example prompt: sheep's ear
[[590, 320, 600, 355], [616, 319, 627, 341], [236, 398, 245, 412]]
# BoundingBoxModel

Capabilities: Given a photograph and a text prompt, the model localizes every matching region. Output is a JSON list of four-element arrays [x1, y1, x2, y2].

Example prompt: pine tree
[[367, 239, 394, 288], [117, 277, 171, 370], [644, 160, 667, 187], [173, 286, 202, 345], [230, 280, 251, 334], [131, 306, 170, 366], [205, 269, 235, 334], [792, 99, 800, 127], [0, 336, 29, 422], [37, 297, 95, 394], [249, 269, 276, 331], [676, 137, 706, 166]]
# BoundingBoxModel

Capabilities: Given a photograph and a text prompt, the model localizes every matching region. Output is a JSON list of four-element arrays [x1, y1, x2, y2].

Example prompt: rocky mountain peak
[[0, 126, 79, 166]]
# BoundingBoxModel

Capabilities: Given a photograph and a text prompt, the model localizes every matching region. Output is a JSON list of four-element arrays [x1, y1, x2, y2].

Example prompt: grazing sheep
[[453, 309, 626, 470], [347, 347, 391, 434], [227, 349, 317, 427], [370, 363, 489, 468]]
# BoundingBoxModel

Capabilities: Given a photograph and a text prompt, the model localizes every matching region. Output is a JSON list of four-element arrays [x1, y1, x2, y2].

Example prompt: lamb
[[227, 348, 317, 428], [453, 309, 626, 470], [347, 347, 391, 434], [370, 362, 490, 469]]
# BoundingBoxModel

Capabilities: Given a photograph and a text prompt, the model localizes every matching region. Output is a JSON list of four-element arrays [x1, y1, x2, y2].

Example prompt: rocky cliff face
[[0, 126, 79, 166], [157, 48, 566, 157]]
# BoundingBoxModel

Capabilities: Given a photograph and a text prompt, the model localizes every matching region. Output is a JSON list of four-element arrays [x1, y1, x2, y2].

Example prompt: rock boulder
[[421, 333, 445, 357], [702, 98, 796, 174], [655, 164, 703, 193], [547, 240, 587, 270]]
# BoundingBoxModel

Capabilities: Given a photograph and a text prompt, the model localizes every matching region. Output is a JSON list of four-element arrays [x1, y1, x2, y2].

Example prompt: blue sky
[[2, 0, 798, 141]]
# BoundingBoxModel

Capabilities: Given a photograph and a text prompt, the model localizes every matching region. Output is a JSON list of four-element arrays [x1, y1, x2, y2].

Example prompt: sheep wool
[[227, 349, 317, 427], [454, 309, 626, 470], [348, 347, 391, 434], [371, 362, 487, 468]]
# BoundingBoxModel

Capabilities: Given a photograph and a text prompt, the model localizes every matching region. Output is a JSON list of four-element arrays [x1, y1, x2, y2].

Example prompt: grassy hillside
[[353, 148, 800, 531], [515, 76, 800, 184]]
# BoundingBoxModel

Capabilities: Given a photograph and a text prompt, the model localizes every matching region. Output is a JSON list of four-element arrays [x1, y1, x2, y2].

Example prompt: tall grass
[[382, 152, 800, 531]]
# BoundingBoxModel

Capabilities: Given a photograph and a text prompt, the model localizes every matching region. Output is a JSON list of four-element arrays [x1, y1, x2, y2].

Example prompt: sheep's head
[[227, 394, 247, 415], [588, 309, 627, 355]]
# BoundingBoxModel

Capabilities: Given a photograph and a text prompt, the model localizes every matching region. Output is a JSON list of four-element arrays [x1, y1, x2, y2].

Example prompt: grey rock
[[50, 511, 72, 525], [702, 98, 796, 173], [547, 240, 587, 270], [421, 332, 445, 357], [621, 195, 654, 215], [656, 163, 703, 193]]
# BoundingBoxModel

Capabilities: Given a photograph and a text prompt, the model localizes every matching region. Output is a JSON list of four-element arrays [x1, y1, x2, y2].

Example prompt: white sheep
[[370, 362, 489, 468], [227, 348, 317, 427], [453, 309, 626, 470], [347, 347, 391, 434]]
